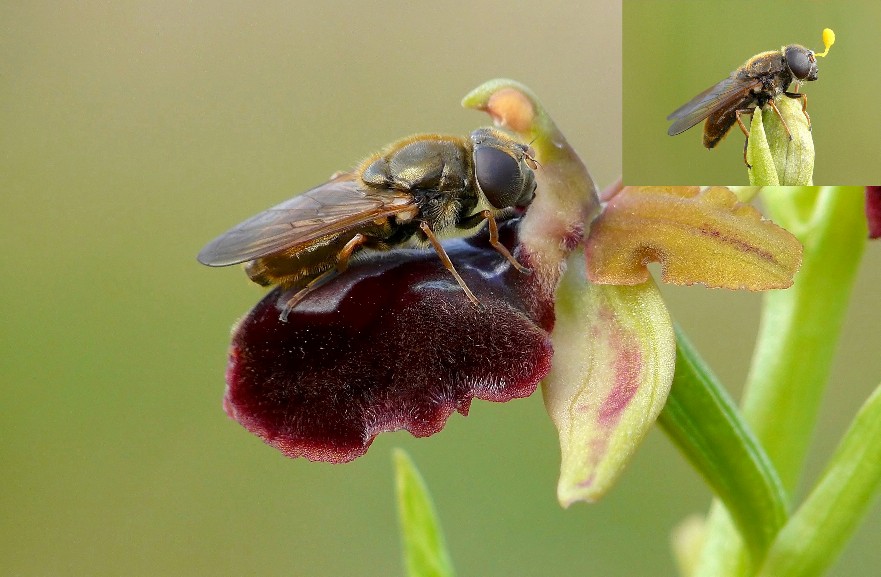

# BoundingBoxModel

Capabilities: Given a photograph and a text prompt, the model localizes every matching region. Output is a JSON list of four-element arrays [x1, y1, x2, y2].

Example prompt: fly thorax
[[416, 188, 467, 233], [393, 208, 419, 224], [359, 159, 392, 188]]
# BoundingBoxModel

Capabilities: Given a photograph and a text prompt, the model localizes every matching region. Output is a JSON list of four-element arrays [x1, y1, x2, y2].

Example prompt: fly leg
[[278, 233, 367, 321], [458, 210, 530, 273], [419, 221, 480, 306], [784, 91, 811, 131], [735, 108, 755, 169], [768, 98, 795, 141]]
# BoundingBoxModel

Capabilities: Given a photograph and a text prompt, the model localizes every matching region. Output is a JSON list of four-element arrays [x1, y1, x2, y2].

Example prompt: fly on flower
[[197, 128, 537, 320], [667, 28, 834, 167], [217, 79, 805, 476]]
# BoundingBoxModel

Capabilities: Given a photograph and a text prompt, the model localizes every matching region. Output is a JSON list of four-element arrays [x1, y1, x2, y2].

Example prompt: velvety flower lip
[[224, 220, 555, 463], [867, 187, 881, 239]]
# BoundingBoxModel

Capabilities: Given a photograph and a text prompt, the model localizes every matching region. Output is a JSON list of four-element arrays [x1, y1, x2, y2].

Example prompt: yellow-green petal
[[542, 254, 675, 506], [585, 187, 803, 290]]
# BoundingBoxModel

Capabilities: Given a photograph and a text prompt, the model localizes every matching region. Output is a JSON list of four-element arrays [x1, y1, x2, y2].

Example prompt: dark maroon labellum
[[223, 221, 555, 462]]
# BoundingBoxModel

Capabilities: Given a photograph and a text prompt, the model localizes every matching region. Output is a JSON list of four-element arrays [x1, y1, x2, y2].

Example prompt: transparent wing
[[197, 174, 415, 266], [666, 76, 760, 136]]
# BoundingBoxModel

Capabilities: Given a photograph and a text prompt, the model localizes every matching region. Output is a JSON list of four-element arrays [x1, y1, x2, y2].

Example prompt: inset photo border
[[623, 0, 881, 185]]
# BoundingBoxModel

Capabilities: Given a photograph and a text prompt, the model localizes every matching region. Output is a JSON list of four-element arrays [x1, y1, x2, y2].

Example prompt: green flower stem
[[659, 327, 787, 563], [746, 187, 866, 490], [693, 187, 868, 577], [758, 382, 881, 577], [394, 450, 456, 577]]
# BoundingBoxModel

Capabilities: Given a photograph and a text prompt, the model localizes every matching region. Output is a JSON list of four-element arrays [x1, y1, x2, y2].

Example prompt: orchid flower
[[216, 81, 881, 577], [221, 80, 801, 507]]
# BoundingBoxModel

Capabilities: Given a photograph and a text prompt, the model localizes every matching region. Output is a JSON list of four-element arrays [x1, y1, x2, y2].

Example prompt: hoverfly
[[667, 44, 819, 167], [198, 127, 537, 320]]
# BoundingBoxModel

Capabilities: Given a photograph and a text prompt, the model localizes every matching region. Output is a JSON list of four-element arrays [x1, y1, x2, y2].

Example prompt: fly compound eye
[[785, 46, 813, 80], [474, 146, 523, 209]]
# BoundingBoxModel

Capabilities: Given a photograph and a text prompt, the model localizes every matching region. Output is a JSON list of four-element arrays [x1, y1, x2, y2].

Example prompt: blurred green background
[[624, 0, 881, 185], [2, 2, 879, 576]]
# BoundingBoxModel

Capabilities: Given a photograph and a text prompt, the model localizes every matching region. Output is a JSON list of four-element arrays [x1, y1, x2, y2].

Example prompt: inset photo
[[623, 0, 881, 185]]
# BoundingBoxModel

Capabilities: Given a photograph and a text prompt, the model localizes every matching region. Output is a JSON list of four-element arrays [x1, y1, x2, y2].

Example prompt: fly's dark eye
[[474, 146, 522, 208], [785, 46, 813, 80]]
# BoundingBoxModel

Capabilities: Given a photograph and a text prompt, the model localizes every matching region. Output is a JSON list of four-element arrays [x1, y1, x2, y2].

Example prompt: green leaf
[[393, 450, 456, 577], [659, 327, 788, 563], [757, 383, 881, 577]]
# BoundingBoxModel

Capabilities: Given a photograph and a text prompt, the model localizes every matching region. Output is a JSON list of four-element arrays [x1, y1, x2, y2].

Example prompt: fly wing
[[197, 173, 416, 266], [666, 75, 760, 136]]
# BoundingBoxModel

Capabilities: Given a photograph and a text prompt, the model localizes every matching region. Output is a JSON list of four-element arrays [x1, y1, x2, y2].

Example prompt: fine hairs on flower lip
[[224, 218, 556, 463]]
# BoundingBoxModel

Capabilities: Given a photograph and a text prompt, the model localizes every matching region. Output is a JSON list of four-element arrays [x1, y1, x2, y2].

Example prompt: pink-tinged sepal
[[543, 257, 675, 505]]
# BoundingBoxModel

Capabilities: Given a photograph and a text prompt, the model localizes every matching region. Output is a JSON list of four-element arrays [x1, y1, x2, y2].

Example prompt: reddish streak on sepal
[[598, 333, 642, 427], [578, 310, 643, 479], [586, 187, 802, 290], [543, 274, 675, 506]]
